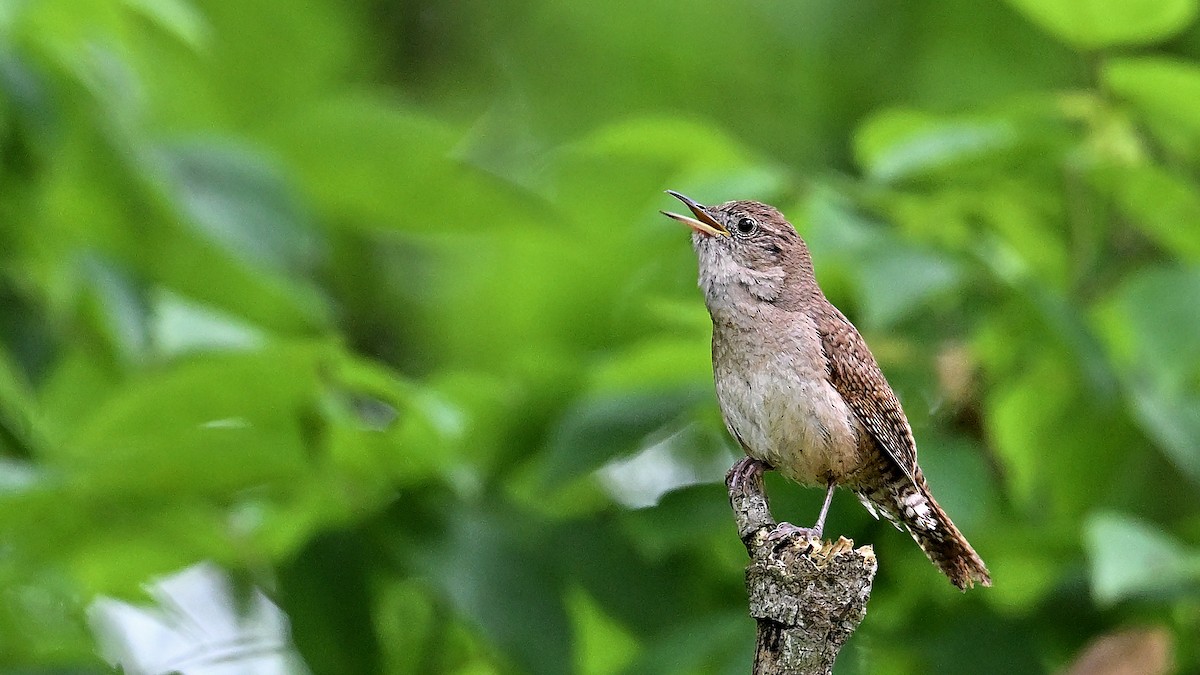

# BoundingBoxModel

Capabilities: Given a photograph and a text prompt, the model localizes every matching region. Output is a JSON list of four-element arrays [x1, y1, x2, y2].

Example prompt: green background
[[2, 0, 1200, 672]]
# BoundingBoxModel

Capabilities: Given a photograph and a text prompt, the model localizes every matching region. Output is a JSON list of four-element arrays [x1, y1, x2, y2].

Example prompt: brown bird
[[662, 191, 991, 590]]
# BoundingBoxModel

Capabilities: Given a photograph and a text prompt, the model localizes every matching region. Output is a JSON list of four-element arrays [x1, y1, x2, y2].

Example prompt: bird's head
[[661, 191, 813, 306]]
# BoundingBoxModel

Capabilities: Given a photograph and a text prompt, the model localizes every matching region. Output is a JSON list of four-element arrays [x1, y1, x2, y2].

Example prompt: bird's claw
[[726, 456, 768, 493], [766, 522, 821, 546]]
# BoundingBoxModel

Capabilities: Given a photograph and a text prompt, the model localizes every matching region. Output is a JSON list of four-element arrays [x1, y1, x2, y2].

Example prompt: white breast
[[713, 312, 865, 486]]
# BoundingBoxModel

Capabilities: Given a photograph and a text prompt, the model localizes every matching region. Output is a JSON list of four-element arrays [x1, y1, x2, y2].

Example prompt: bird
[[661, 190, 991, 590]]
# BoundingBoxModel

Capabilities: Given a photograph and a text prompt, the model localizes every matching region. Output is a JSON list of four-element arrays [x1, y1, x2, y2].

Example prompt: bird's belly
[[716, 366, 865, 486]]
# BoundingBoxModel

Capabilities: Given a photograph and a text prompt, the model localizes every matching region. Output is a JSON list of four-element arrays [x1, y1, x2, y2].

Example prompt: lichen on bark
[[727, 463, 878, 675]]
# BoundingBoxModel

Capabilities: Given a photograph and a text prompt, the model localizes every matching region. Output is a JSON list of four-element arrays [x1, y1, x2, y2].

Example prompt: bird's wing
[[814, 304, 920, 486]]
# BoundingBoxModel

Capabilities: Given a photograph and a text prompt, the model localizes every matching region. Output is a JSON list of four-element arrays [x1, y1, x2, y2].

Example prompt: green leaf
[[854, 109, 1020, 182], [150, 290, 265, 357], [373, 580, 439, 675], [1099, 267, 1200, 373], [327, 353, 463, 488], [595, 421, 733, 509], [618, 483, 734, 559], [127, 0, 363, 128], [1005, 0, 1197, 49], [554, 117, 757, 170], [545, 117, 786, 232], [1105, 57, 1200, 148], [0, 564, 94, 663], [67, 506, 231, 595], [915, 435, 996, 531], [975, 184, 1072, 288], [540, 388, 709, 487], [855, 243, 962, 328], [61, 344, 328, 497], [0, 346, 48, 457], [1086, 511, 1200, 605], [1097, 267, 1200, 482], [622, 612, 748, 675], [1019, 283, 1121, 398], [567, 587, 638, 675], [982, 545, 1066, 612], [156, 141, 322, 277], [122, 0, 209, 50], [555, 518, 698, 636], [107, 140, 333, 336], [265, 96, 547, 235], [984, 348, 1134, 515], [279, 533, 383, 675], [1127, 384, 1200, 482], [78, 255, 152, 363], [419, 506, 572, 675], [1094, 163, 1200, 263], [588, 338, 712, 394]]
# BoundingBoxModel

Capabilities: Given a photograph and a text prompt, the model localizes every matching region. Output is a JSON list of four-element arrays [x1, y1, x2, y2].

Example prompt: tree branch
[[727, 464, 878, 675]]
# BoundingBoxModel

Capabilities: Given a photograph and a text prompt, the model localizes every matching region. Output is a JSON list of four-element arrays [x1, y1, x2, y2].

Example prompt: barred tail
[[857, 477, 991, 590], [909, 490, 991, 590]]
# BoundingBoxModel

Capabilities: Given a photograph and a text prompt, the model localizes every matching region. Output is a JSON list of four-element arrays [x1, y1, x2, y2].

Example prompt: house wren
[[662, 191, 991, 590]]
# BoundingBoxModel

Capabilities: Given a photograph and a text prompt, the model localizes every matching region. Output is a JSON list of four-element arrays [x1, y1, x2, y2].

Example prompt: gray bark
[[727, 465, 878, 675]]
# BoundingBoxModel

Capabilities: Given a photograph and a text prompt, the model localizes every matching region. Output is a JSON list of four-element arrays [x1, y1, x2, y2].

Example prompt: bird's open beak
[[661, 190, 729, 237]]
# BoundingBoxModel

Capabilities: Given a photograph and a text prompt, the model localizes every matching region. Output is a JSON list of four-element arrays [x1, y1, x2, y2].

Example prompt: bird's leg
[[811, 479, 836, 537], [767, 480, 837, 544], [728, 458, 835, 545]]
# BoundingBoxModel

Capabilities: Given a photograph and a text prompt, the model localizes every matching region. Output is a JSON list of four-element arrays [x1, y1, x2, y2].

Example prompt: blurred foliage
[[1, 0, 1200, 673]]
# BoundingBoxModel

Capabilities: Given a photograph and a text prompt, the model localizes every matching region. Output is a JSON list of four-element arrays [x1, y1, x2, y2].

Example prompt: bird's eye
[[735, 217, 757, 235]]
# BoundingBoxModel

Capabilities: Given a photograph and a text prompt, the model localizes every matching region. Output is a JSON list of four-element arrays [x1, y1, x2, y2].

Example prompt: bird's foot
[[726, 456, 770, 493], [766, 521, 821, 546], [727, 457, 774, 541]]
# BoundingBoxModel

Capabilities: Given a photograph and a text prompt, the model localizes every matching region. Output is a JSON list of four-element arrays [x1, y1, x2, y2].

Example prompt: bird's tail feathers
[[907, 490, 991, 590], [858, 478, 991, 590]]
